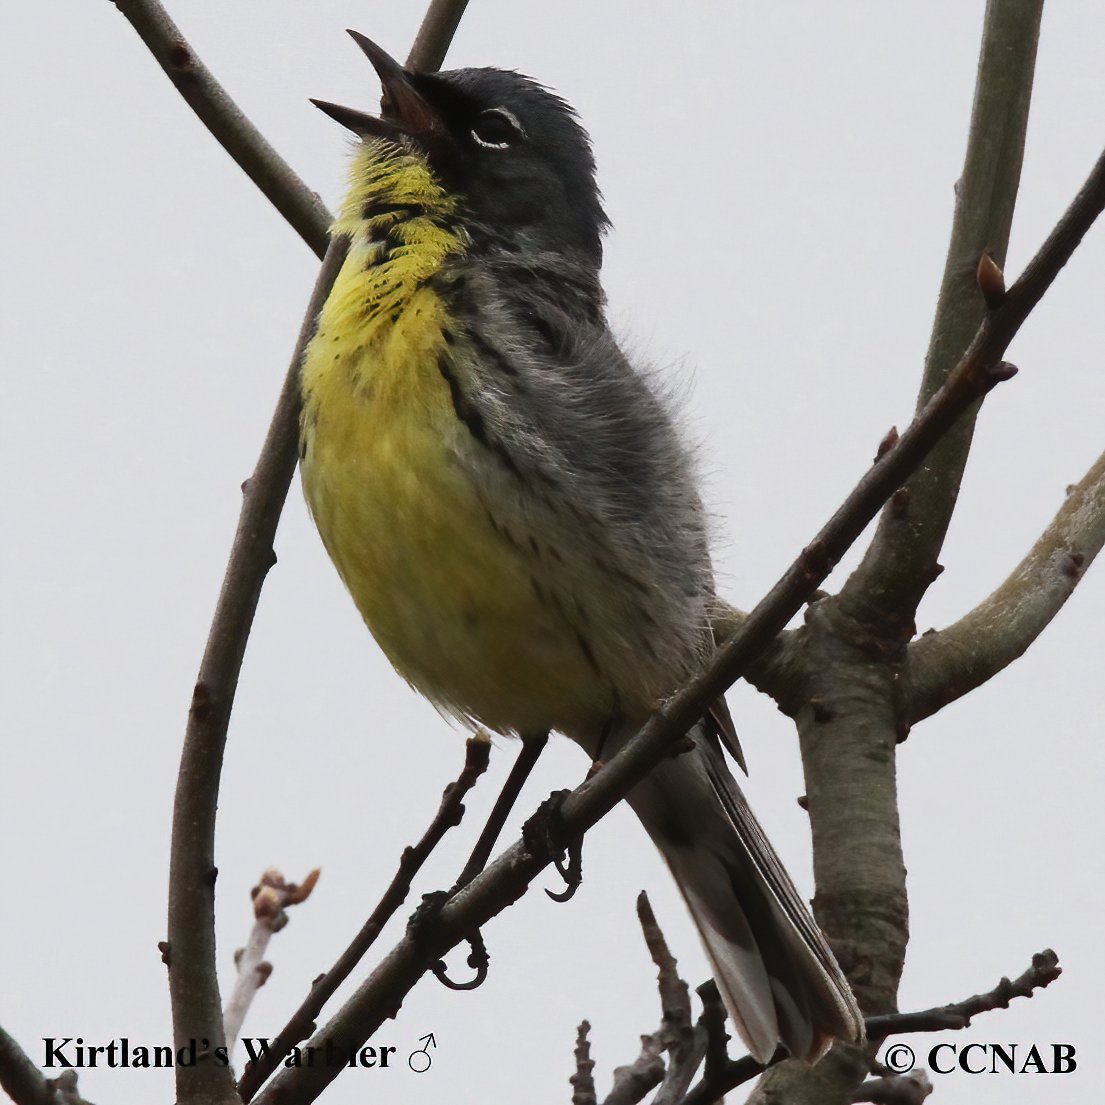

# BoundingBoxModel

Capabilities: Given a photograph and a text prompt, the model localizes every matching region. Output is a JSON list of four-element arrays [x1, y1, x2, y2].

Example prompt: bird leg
[[415, 734, 550, 993], [451, 731, 550, 893]]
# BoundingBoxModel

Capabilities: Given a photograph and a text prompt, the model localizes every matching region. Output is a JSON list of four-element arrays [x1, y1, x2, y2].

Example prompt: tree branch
[[572, 1021, 598, 1105], [603, 1035, 665, 1105], [0, 1025, 54, 1105], [111, 0, 475, 259], [111, 0, 330, 257], [407, 0, 472, 73], [237, 735, 490, 1100], [165, 241, 345, 1105], [636, 893, 705, 1105], [141, 4, 471, 1101], [865, 949, 1061, 1038], [908, 449, 1105, 721], [637, 893, 694, 1059], [840, 0, 1045, 628], [0, 1028, 96, 1105]]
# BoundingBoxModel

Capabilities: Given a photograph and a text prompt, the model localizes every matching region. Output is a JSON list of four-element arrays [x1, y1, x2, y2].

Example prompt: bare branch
[[679, 1054, 767, 1105], [637, 893, 693, 1053], [636, 894, 705, 1105], [407, 0, 472, 71], [0, 1028, 96, 1105], [0, 1025, 54, 1105], [237, 736, 490, 1100], [695, 981, 730, 1088], [866, 949, 1061, 1038], [165, 240, 345, 1105], [841, 0, 1045, 626], [153, 5, 471, 1101], [111, 0, 329, 256], [603, 1035, 665, 1105], [223, 868, 321, 1054], [111, 0, 473, 257], [908, 450, 1105, 721], [572, 1021, 598, 1105]]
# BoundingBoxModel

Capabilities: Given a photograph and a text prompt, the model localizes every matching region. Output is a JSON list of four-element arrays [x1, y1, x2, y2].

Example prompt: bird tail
[[623, 724, 864, 1064]]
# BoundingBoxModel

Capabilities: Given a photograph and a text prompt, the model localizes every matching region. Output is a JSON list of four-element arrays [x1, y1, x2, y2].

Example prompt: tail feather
[[623, 724, 864, 1064]]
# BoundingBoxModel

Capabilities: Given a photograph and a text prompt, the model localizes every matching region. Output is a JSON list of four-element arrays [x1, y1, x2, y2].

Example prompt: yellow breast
[[299, 144, 610, 735]]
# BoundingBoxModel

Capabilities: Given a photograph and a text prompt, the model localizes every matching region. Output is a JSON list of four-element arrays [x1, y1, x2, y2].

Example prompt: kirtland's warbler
[[300, 32, 863, 1063]]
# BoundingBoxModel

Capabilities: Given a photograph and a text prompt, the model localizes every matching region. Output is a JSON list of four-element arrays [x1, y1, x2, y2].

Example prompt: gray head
[[313, 33, 610, 266]]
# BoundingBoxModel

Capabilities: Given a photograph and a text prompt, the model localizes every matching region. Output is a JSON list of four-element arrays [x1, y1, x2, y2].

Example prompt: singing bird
[[300, 32, 863, 1063]]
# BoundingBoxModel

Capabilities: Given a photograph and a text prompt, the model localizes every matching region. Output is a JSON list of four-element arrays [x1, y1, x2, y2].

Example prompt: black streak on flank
[[594, 554, 651, 597], [485, 509, 521, 551], [437, 354, 522, 479], [437, 355, 488, 445], [574, 628, 600, 673], [466, 327, 519, 377]]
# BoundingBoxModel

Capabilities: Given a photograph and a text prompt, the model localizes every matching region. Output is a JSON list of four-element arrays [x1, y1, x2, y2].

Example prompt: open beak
[[311, 31, 445, 145]]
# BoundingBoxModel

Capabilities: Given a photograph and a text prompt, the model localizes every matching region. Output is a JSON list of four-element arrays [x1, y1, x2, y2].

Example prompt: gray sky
[[2, 3, 1103, 1103]]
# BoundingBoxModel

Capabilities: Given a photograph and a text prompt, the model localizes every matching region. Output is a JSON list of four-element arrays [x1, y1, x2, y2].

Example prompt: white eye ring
[[471, 107, 525, 150]]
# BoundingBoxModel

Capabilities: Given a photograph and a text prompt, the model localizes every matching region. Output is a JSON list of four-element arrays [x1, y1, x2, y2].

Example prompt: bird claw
[[547, 834, 583, 902], [430, 930, 490, 991], [523, 789, 584, 902]]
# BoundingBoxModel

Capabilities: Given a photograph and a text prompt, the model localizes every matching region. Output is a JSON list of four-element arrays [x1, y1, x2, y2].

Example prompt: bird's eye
[[471, 108, 524, 149]]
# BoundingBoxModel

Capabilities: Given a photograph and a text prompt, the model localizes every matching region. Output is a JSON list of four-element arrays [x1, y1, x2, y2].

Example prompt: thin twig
[[636, 893, 703, 1105], [111, 0, 330, 256], [223, 868, 321, 1054], [908, 449, 1105, 721], [237, 736, 490, 1101], [636, 894, 694, 1062], [572, 1021, 598, 1105], [695, 981, 729, 1088], [866, 949, 1061, 1038]]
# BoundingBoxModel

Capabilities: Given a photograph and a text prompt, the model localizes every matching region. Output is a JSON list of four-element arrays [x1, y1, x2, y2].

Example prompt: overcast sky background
[[2, 3, 1104, 1104]]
